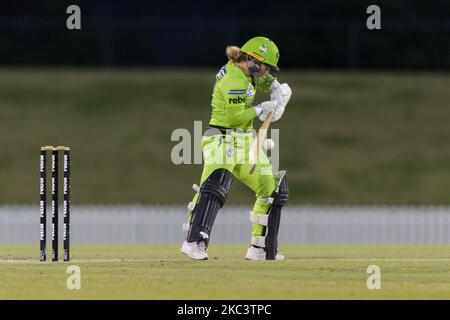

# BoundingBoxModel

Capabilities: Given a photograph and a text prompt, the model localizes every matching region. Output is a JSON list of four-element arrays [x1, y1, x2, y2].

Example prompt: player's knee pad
[[186, 169, 233, 245], [250, 170, 288, 260]]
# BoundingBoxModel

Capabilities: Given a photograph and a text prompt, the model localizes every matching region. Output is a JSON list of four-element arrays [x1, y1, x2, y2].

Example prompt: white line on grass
[[2, 257, 450, 265]]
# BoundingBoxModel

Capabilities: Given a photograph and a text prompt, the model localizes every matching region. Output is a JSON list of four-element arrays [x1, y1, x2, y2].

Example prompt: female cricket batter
[[181, 36, 292, 260]]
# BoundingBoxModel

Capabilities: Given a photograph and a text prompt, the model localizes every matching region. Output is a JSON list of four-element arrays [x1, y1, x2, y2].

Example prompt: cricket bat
[[249, 111, 274, 174]]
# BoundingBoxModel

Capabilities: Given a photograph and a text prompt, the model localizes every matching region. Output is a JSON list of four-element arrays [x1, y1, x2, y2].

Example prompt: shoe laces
[[198, 241, 207, 253]]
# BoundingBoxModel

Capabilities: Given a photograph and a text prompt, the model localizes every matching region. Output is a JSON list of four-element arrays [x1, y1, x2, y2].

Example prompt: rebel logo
[[229, 96, 245, 104]]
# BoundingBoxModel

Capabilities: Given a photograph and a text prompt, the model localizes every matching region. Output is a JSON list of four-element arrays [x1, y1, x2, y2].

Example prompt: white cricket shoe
[[245, 245, 285, 261], [180, 240, 208, 260]]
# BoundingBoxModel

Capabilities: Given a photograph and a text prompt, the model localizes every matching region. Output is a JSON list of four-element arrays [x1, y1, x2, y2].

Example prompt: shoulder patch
[[216, 65, 227, 81], [246, 83, 254, 98]]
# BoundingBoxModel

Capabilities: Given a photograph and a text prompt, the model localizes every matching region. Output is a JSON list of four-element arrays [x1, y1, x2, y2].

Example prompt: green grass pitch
[[1, 244, 449, 299]]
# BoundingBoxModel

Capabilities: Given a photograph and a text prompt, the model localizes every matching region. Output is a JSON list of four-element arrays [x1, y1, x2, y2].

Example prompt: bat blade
[[249, 111, 273, 174]]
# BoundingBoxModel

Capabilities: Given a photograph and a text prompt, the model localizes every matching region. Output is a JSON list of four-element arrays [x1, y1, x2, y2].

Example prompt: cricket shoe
[[180, 240, 208, 260], [245, 245, 285, 261]]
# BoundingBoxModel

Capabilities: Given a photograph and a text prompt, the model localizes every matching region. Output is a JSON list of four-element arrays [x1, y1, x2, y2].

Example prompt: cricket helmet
[[240, 36, 280, 71]]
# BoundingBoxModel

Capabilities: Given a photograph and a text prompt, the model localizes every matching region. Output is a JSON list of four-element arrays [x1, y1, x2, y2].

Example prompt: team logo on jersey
[[227, 146, 234, 158], [246, 83, 253, 98], [259, 44, 268, 53]]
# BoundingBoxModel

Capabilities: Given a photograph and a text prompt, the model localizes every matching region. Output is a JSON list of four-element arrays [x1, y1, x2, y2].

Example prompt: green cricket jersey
[[209, 61, 276, 130]]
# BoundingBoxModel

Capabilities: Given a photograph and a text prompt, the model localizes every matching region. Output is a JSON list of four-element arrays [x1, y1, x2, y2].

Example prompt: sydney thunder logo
[[259, 44, 268, 53]]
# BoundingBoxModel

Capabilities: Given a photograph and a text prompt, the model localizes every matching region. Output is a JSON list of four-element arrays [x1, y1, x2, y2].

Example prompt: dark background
[[1, 0, 449, 69]]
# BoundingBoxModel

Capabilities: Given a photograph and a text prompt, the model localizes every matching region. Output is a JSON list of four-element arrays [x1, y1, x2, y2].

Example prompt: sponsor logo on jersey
[[228, 96, 245, 104]]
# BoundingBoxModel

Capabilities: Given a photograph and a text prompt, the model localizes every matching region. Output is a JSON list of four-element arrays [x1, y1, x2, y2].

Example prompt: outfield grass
[[0, 69, 449, 205], [1, 244, 449, 299]]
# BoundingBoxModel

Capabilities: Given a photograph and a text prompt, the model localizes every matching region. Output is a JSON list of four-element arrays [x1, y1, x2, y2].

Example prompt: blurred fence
[[1, 205, 449, 244]]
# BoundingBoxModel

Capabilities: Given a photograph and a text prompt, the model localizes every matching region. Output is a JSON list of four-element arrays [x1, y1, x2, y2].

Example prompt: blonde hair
[[226, 45, 244, 62]]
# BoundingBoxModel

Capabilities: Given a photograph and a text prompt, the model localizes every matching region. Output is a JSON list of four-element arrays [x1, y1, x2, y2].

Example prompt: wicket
[[40, 146, 71, 262]]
